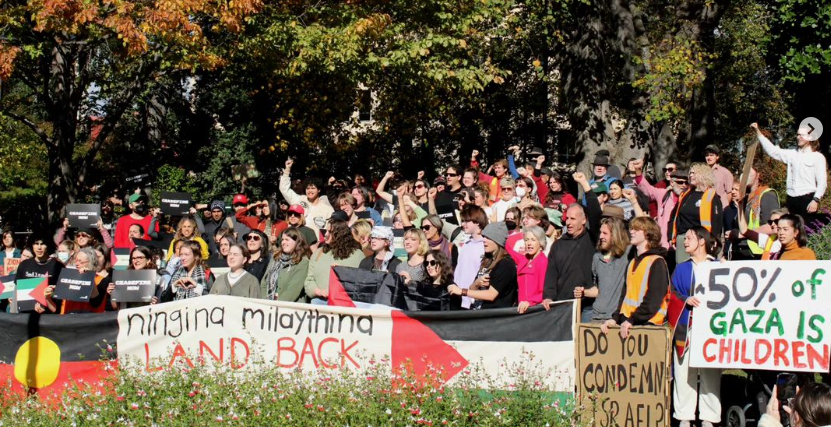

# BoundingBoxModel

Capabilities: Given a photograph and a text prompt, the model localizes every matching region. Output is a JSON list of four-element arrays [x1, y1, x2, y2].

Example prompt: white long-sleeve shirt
[[757, 134, 827, 199], [278, 175, 333, 234]]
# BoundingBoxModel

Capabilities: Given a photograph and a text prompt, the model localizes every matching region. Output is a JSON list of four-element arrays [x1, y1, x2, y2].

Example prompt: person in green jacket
[[304, 217, 364, 304], [260, 227, 311, 302], [209, 244, 260, 298]]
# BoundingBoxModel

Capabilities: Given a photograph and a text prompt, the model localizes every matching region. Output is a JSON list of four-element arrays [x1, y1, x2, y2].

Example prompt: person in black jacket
[[358, 226, 402, 273], [542, 172, 602, 318]]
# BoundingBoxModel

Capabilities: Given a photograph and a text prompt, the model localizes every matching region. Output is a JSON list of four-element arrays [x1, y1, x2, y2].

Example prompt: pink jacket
[[636, 176, 677, 249], [512, 251, 547, 306]]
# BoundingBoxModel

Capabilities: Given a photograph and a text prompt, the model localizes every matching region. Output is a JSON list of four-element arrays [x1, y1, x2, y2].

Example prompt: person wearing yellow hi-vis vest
[[670, 163, 723, 265], [601, 216, 670, 339], [742, 161, 781, 257]]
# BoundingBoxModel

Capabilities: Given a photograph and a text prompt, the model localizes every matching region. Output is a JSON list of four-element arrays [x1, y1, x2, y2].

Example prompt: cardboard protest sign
[[66, 204, 101, 229], [738, 142, 759, 201], [3, 257, 21, 275], [160, 192, 192, 216], [53, 269, 97, 302], [690, 261, 831, 372], [576, 324, 671, 427], [112, 270, 157, 303]]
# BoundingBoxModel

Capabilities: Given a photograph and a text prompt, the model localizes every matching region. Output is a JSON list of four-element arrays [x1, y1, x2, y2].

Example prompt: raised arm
[[375, 171, 395, 204], [751, 122, 794, 164], [279, 159, 302, 205], [623, 189, 647, 218]]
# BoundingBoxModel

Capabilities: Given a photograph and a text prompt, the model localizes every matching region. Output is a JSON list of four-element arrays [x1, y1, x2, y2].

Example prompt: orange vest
[[488, 177, 501, 205], [761, 236, 776, 261], [620, 255, 669, 325], [672, 188, 716, 244]]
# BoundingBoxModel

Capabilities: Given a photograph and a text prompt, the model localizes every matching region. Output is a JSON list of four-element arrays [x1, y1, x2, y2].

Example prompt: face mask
[[57, 252, 70, 263], [134, 204, 149, 215], [516, 187, 527, 198], [505, 220, 517, 231]]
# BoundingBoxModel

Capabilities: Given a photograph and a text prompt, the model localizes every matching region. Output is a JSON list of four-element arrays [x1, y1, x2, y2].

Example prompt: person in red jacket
[[113, 193, 156, 250]]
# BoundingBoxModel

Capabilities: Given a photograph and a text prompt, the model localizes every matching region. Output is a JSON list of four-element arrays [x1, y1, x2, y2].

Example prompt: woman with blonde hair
[[159, 241, 212, 301], [397, 228, 429, 283], [166, 217, 210, 260], [351, 219, 374, 257], [670, 163, 723, 264]]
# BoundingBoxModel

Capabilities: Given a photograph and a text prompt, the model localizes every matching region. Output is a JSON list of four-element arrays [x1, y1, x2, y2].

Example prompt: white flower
[[385, 408, 392, 415]]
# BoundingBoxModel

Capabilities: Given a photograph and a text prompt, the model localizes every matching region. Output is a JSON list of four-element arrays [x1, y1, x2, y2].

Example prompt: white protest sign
[[689, 261, 831, 372]]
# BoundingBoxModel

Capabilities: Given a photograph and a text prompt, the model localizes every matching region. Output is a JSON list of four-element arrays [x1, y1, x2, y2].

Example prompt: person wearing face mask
[[15, 234, 64, 313], [55, 240, 77, 266], [514, 176, 537, 210], [113, 193, 157, 250], [503, 207, 524, 257], [634, 159, 683, 249]]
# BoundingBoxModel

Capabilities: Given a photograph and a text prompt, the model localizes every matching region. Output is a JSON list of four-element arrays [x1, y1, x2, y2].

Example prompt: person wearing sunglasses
[[305, 218, 364, 304], [492, 177, 520, 222], [359, 226, 401, 273], [414, 250, 455, 311], [632, 159, 682, 249], [278, 204, 318, 252], [432, 166, 464, 226], [670, 163, 723, 264], [241, 229, 270, 281], [751, 122, 827, 226], [421, 215, 451, 259], [737, 207, 789, 261]]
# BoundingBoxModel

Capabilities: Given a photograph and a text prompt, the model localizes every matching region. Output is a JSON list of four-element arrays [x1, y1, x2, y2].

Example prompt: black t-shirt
[[434, 189, 462, 225], [481, 256, 518, 309], [676, 191, 723, 237], [14, 257, 64, 313], [244, 255, 269, 282]]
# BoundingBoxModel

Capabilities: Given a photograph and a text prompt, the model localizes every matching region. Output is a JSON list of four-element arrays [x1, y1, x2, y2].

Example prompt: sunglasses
[[672, 180, 688, 185], [768, 220, 778, 227], [663, 167, 676, 172], [501, 187, 514, 191], [445, 173, 459, 177], [244, 235, 262, 242], [287, 212, 301, 218], [414, 184, 426, 189], [426, 260, 438, 267], [131, 255, 147, 261], [420, 225, 432, 232]]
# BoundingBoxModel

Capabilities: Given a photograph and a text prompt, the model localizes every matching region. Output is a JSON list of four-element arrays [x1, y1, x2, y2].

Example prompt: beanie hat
[[209, 200, 226, 211], [482, 222, 509, 248]]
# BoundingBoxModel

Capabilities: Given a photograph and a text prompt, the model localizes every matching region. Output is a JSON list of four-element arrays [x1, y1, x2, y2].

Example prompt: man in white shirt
[[279, 159, 334, 235], [751, 122, 827, 224]]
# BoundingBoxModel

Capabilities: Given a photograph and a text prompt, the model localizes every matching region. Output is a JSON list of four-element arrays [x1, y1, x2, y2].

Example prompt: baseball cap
[[288, 204, 305, 215], [232, 194, 249, 205], [545, 208, 563, 228], [128, 193, 147, 204], [704, 145, 720, 155], [591, 182, 609, 194], [330, 210, 349, 222]]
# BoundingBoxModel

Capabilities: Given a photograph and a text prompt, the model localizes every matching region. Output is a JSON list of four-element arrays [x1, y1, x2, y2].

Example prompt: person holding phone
[[159, 241, 212, 302], [762, 382, 831, 427]]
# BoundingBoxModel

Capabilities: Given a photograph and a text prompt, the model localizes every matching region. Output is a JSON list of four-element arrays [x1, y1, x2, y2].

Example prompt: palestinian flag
[[0, 274, 15, 299], [0, 312, 118, 398], [328, 266, 577, 390], [5, 277, 51, 312]]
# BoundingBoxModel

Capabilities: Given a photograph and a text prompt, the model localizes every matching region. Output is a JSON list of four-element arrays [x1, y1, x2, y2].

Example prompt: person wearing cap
[[542, 172, 602, 312], [543, 208, 563, 251], [280, 158, 334, 236], [594, 149, 622, 179], [448, 221, 518, 309], [278, 204, 319, 250], [601, 216, 670, 339], [241, 229, 270, 281], [670, 163, 723, 264], [633, 159, 684, 249], [113, 193, 157, 251], [589, 181, 609, 210], [573, 217, 632, 323], [359, 226, 402, 273], [703, 144, 734, 208], [201, 199, 250, 253], [261, 227, 311, 302], [751, 122, 827, 225]]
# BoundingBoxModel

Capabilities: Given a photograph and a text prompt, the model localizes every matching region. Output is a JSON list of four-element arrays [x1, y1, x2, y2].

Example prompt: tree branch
[[2, 111, 55, 148]]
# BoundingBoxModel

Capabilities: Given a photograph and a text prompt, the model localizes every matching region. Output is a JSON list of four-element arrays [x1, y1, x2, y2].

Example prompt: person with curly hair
[[304, 218, 364, 304]]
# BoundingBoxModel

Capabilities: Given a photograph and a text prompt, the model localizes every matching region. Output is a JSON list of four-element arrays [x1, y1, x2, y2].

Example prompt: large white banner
[[689, 261, 831, 372], [117, 295, 578, 390]]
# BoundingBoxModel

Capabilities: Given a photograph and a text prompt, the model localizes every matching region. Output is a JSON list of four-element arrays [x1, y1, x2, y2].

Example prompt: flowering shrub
[[807, 210, 831, 260], [0, 355, 577, 426]]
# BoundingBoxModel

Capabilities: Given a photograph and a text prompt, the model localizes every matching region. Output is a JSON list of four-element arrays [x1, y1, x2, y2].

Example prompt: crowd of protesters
[[1, 122, 829, 426]]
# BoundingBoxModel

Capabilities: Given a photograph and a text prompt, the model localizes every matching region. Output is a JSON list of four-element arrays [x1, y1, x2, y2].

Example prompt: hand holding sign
[[160, 192, 192, 216], [66, 204, 101, 229], [53, 269, 96, 302]]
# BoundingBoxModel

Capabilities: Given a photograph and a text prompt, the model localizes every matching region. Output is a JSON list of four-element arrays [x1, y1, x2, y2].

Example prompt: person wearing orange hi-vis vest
[[600, 216, 670, 340], [470, 150, 509, 205], [669, 163, 723, 265]]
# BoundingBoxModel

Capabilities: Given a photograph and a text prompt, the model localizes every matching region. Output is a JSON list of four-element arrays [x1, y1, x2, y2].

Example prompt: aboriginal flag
[[0, 312, 118, 397]]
